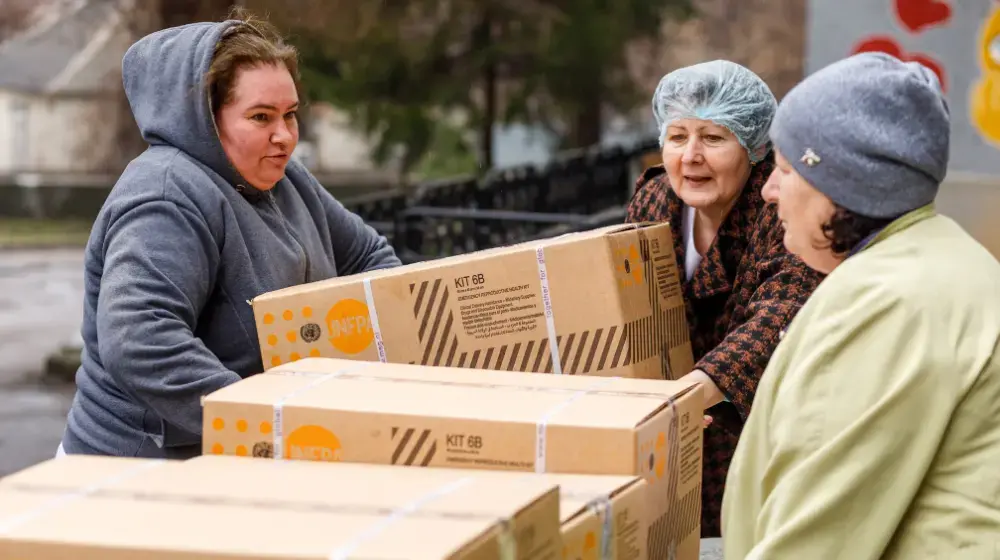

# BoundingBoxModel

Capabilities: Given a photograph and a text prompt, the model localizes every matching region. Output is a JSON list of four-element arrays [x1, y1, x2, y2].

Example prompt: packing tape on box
[[556, 490, 616, 560], [534, 376, 621, 473], [0, 459, 166, 536], [272, 363, 373, 461], [495, 516, 518, 560], [534, 246, 562, 374], [586, 495, 615, 560], [5, 473, 519, 559], [665, 394, 681, 560], [362, 278, 388, 363], [327, 475, 480, 560]]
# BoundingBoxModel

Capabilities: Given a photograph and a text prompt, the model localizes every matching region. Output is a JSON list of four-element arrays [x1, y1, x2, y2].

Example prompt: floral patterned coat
[[625, 153, 824, 537]]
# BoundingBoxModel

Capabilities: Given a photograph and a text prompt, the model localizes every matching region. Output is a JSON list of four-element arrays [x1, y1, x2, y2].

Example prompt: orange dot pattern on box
[[260, 300, 374, 368]]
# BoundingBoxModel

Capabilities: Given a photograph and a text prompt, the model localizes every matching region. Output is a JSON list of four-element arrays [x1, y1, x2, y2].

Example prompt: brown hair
[[820, 205, 895, 255], [205, 7, 300, 115]]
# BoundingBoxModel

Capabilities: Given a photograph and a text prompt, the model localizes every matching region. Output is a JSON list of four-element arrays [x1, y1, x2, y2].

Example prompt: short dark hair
[[820, 205, 896, 256], [205, 7, 299, 115]]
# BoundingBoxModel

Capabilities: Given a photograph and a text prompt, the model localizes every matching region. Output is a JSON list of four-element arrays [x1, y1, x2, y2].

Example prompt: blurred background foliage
[[238, 0, 694, 178]]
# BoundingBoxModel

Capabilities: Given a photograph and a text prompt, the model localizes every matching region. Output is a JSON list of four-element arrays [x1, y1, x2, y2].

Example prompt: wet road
[[701, 538, 723, 559], [0, 249, 82, 476]]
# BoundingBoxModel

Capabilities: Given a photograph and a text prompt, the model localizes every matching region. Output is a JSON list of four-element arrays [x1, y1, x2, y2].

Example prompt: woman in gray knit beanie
[[723, 52, 1000, 558], [625, 60, 823, 538]]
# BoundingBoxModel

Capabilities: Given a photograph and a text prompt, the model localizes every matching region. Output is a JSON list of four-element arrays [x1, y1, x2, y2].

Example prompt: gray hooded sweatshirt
[[60, 21, 401, 459]]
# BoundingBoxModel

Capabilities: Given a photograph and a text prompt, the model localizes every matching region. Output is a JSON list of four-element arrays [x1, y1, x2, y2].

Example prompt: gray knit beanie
[[769, 52, 950, 219]]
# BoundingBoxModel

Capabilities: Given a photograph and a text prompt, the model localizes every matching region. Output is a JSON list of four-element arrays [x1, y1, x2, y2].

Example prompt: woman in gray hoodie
[[58, 10, 401, 460]]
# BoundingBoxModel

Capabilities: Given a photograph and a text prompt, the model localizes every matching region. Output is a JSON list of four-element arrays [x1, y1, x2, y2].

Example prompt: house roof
[[0, 0, 126, 94]]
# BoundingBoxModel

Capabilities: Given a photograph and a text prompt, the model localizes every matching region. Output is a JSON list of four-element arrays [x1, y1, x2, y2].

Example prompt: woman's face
[[661, 118, 751, 215], [762, 149, 842, 273], [216, 63, 299, 191]]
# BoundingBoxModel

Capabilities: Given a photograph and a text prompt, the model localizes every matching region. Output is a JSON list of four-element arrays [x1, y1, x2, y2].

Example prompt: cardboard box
[[555, 475, 647, 560], [474, 471, 649, 560], [202, 357, 704, 560], [0, 454, 561, 559], [251, 223, 694, 381]]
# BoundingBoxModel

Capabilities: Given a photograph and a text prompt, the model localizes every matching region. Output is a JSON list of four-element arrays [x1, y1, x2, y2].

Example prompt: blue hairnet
[[652, 60, 777, 163]]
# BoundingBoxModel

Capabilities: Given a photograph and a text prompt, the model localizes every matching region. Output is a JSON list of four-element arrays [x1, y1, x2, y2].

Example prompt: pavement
[[0, 384, 74, 475], [701, 538, 723, 559], [0, 249, 82, 477]]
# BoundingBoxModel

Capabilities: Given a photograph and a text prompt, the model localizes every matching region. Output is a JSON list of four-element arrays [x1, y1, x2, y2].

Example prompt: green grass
[[0, 219, 93, 250]]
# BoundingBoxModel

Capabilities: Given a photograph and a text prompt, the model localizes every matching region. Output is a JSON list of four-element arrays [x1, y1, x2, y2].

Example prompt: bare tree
[[159, 0, 233, 28], [645, 0, 806, 101], [701, 0, 805, 99], [91, 0, 235, 173], [105, 0, 161, 172], [0, 0, 35, 41]]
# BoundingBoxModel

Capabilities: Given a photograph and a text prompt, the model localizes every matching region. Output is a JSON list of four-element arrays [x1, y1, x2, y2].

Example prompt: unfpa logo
[[325, 299, 374, 355], [614, 244, 644, 289], [639, 431, 667, 483], [286, 425, 343, 462]]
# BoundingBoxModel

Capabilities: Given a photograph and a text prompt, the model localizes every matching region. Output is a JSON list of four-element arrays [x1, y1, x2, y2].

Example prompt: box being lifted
[[472, 470, 650, 560], [251, 223, 694, 381]]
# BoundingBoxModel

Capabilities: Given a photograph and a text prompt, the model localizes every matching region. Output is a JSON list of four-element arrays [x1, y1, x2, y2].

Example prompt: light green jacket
[[722, 206, 1000, 559]]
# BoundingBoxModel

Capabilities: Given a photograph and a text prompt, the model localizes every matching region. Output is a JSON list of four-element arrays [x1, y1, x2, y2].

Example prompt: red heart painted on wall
[[894, 0, 952, 33], [852, 36, 948, 92]]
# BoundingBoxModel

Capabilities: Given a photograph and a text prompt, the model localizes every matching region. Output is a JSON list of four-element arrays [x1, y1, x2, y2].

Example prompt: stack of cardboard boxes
[[0, 223, 704, 559]]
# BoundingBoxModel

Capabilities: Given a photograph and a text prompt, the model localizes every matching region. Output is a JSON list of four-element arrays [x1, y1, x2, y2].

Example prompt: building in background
[[0, 0, 394, 187], [0, 0, 128, 178], [806, 0, 1000, 255], [807, 0, 998, 177]]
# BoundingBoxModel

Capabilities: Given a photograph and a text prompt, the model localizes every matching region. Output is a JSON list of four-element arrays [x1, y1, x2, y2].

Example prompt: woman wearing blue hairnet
[[626, 60, 823, 537]]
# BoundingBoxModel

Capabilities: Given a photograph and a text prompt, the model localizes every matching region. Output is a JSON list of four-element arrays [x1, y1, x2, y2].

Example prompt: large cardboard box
[[251, 223, 694, 381], [202, 357, 704, 560], [0, 454, 561, 559], [474, 471, 649, 560]]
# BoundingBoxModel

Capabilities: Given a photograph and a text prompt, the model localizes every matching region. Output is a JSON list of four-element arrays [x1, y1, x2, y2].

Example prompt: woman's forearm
[[679, 369, 726, 410]]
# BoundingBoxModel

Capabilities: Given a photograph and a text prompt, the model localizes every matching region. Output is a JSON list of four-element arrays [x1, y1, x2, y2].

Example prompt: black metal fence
[[344, 137, 658, 263]]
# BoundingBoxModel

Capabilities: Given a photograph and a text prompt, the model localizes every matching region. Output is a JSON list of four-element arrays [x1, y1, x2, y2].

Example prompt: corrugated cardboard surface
[[0, 454, 561, 559], [557, 476, 647, 560], [471, 470, 648, 560], [203, 357, 703, 560], [251, 223, 694, 381]]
